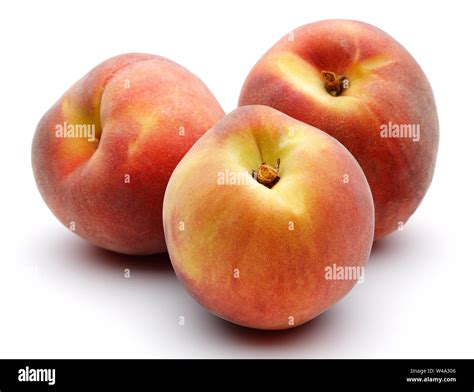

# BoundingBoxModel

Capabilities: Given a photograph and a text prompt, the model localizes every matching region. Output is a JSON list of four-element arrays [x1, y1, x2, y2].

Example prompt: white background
[[0, 0, 472, 358]]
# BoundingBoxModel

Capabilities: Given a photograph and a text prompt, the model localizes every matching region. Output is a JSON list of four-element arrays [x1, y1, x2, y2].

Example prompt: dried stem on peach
[[321, 71, 349, 96], [252, 158, 280, 188]]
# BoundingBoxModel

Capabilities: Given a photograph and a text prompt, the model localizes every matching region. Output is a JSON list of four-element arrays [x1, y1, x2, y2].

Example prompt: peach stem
[[321, 71, 349, 96], [254, 158, 281, 189]]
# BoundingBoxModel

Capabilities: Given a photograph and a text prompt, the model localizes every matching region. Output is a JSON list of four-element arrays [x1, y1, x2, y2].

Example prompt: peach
[[163, 105, 374, 330], [239, 20, 439, 239], [32, 53, 224, 255]]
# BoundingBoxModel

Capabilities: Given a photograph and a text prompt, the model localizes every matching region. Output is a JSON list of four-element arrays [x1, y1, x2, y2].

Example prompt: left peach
[[32, 53, 224, 255]]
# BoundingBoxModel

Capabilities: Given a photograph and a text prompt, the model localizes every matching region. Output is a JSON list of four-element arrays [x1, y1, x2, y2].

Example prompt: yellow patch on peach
[[346, 56, 395, 96], [126, 108, 162, 156], [275, 52, 359, 110], [57, 96, 100, 167]]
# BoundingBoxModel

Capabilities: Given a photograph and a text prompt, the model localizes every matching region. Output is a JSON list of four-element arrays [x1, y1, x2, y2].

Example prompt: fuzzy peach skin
[[239, 20, 439, 239], [163, 105, 374, 330], [32, 53, 224, 255]]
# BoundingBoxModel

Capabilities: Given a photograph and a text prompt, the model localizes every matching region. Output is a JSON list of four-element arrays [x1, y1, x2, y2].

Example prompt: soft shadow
[[206, 309, 339, 349], [370, 234, 402, 257], [78, 243, 175, 274], [369, 223, 425, 259], [368, 219, 446, 277], [28, 227, 175, 276]]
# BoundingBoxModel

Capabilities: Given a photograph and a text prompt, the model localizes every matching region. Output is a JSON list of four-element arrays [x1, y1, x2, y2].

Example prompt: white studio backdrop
[[0, 0, 472, 358]]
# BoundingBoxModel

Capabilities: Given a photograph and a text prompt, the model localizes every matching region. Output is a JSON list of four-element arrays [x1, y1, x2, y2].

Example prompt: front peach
[[163, 105, 374, 330]]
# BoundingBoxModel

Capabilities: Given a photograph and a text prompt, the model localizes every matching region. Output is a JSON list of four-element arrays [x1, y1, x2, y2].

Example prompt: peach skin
[[32, 53, 224, 255], [163, 105, 374, 330], [239, 20, 439, 239]]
